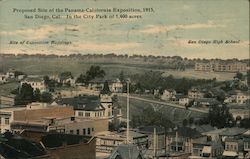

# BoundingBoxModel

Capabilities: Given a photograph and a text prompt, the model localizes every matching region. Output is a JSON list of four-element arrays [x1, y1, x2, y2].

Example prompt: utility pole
[[126, 80, 130, 144]]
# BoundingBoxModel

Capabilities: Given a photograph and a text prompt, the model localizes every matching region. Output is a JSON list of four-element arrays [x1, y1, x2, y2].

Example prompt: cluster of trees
[[131, 107, 175, 129], [129, 71, 217, 95], [76, 65, 105, 84], [198, 104, 234, 128], [43, 76, 62, 91], [12, 83, 52, 105]]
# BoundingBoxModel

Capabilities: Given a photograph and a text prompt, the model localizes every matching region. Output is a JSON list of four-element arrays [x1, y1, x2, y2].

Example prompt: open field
[[1, 57, 235, 81]]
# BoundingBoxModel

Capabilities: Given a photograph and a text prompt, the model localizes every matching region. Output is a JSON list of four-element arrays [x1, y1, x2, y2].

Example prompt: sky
[[0, 0, 249, 59]]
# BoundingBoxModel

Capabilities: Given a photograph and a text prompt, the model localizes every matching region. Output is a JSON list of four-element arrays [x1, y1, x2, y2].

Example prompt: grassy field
[[0, 82, 19, 96], [117, 96, 206, 125], [1, 57, 235, 81]]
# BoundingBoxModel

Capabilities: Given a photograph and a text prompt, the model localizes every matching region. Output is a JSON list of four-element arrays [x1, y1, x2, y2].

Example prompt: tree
[[100, 80, 111, 95], [76, 74, 86, 84], [234, 72, 243, 80], [207, 104, 234, 128], [40, 92, 53, 103], [119, 71, 125, 82], [86, 66, 105, 81], [182, 119, 188, 127], [15, 83, 34, 105], [33, 89, 41, 102], [59, 71, 73, 81], [247, 70, 250, 86]]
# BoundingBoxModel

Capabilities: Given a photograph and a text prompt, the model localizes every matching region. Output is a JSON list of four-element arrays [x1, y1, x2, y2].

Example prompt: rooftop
[[57, 95, 105, 111]]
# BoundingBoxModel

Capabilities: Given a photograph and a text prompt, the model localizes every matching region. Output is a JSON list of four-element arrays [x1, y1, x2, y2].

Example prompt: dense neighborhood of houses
[[0, 61, 249, 159]]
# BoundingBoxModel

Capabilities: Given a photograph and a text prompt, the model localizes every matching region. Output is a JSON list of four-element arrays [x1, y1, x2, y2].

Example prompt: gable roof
[[109, 144, 143, 159]]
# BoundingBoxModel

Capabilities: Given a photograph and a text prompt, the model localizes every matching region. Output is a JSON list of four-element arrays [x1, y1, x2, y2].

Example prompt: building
[[229, 108, 250, 120], [0, 74, 7, 83], [193, 98, 220, 107], [0, 132, 48, 158], [96, 130, 148, 153], [190, 141, 223, 158], [109, 144, 144, 159], [20, 77, 47, 92], [236, 91, 249, 104], [161, 89, 176, 101], [11, 116, 109, 136], [57, 96, 106, 118], [88, 79, 123, 93], [57, 95, 122, 122], [0, 102, 74, 133], [166, 127, 206, 154], [109, 78, 123, 93], [137, 126, 167, 157], [223, 138, 244, 158], [5, 69, 15, 79], [179, 97, 190, 106], [195, 61, 248, 72], [20, 131, 96, 159], [0, 95, 15, 107], [188, 88, 206, 99]]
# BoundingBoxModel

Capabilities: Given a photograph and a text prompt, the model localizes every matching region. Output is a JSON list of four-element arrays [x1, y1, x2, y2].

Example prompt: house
[[88, 78, 105, 91], [161, 89, 176, 101], [62, 77, 76, 86], [193, 98, 220, 107], [20, 77, 47, 92], [223, 138, 244, 158], [190, 141, 223, 158], [236, 91, 249, 104], [0, 95, 15, 107], [88, 79, 124, 93], [179, 97, 190, 106], [57, 96, 106, 118], [202, 128, 247, 143], [109, 78, 123, 93], [0, 102, 74, 133], [229, 108, 250, 120], [188, 88, 206, 99], [243, 131, 250, 158], [5, 69, 15, 79]]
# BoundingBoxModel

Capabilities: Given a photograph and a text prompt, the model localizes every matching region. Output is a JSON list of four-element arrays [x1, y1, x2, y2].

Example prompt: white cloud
[[0, 25, 79, 40], [139, 21, 225, 34]]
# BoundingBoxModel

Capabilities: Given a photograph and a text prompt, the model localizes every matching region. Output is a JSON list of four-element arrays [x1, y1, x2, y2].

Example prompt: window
[[85, 112, 90, 117], [92, 128, 94, 132], [88, 128, 91, 135], [5, 118, 9, 125], [76, 129, 79, 135], [83, 129, 86, 135], [78, 112, 83, 116], [70, 130, 74, 134]]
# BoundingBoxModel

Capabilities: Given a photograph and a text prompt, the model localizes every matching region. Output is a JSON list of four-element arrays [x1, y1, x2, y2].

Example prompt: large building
[[195, 61, 248, 72], [0, 102, 74, 133], [20, 77, 47, 92]]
